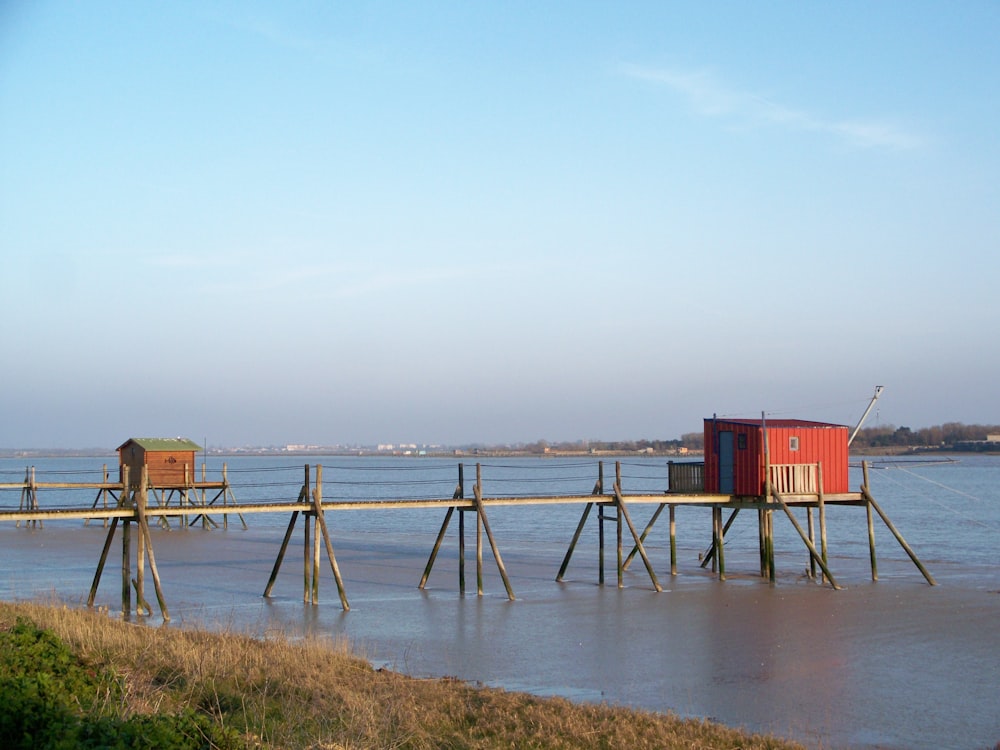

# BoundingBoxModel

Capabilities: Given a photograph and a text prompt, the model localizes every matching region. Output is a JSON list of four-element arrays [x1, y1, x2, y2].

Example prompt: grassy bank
[[0, 601, 804, 750]]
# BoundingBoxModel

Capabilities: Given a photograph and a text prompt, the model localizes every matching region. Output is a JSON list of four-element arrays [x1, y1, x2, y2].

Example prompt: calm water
[[1, 454, 998, 750]]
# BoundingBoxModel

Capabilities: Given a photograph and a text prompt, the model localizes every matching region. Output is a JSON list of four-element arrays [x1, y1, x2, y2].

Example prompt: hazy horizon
[[3, 3, 997, 449]]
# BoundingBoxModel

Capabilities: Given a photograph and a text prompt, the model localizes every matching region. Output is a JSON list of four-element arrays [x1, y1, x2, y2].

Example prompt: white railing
[[769, 463, 818, 494]]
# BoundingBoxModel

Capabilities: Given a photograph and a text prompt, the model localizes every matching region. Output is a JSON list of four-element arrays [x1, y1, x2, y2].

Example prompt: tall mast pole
[[849, 386, 884, 447]]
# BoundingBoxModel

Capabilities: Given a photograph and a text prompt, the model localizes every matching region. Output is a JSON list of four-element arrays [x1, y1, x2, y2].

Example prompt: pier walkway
[[0, 459, 933, 620]]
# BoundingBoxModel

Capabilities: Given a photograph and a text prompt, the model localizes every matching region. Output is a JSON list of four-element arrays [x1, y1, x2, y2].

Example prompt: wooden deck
[[0, 460, 933, 620]]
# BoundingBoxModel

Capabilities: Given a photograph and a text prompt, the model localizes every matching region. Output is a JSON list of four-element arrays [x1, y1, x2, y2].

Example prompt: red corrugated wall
[[704, 418, 849, 495]]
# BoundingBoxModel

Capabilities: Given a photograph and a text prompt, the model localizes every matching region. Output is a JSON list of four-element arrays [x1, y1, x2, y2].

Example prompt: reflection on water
[[2, 455, 1000, 749]]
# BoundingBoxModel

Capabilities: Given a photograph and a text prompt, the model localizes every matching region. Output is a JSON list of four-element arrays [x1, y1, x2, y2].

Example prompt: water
[[2, 454, 998, 749]]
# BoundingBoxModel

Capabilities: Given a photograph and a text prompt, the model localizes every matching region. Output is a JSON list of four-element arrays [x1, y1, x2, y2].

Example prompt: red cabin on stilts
[[703, 418, 849, 496]]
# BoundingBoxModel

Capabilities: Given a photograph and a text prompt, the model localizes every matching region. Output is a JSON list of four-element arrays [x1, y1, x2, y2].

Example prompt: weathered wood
[[669, 505, 677, 575], [616, 464, 623, 589], [598, 502, 607, 586], [556, 502, 593, 582], [771, 489, 840, 589], [762, 414, 775, 583], [861, 466, 935, 585], [863, 462, 878, 581], [136, 498, 169, 620], [121, 512, 131, 616], [612, 484, 662, 592], [818, 463, 829, 584], [714, 506, 726, 581], [623, 502, 667, 571], [807, 507, 816, 579], [419, 506, 454, 590], [758, 508, 767, 577], [301, 465, 312, 603], [700, 508, 740, 569], [262, 479, 308, 598], [472, 469, 515, 601], [311, 466, 350, 610], [459, 508, 466, 595], [9, 458, 937, 604], [88, 516, 119, 607], [766, 509, 776, 582]]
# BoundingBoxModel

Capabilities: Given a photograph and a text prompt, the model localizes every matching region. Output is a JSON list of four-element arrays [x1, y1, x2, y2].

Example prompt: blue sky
[[2, 2, 998, 449]]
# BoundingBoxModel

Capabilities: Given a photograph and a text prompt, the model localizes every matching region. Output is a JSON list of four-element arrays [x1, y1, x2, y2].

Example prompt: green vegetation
[[0, 601, 804, 750], [0, 615, 240, 750]]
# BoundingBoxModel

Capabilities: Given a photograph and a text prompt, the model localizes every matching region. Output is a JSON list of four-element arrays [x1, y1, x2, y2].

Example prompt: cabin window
[[789, 436, 800, 451], [737, 434, 747, 450]]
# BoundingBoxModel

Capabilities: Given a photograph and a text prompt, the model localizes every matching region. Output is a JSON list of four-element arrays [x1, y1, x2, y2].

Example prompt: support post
[[419, 464, 462, 590], [714, 506, 726, 581], [303, 465, 312, 603], [818, 463, 829, 584], [472, 466, 515, 601], [121, 488, 131, 616], [807, 507, 816, 579], [476, 465, 484, 596], [88, 464, 127, 608], [700, 508, 740, 569], [459, 508, 466, 595], [262, 472, 307, 598], [669, 505, 677, 576], [135, 470, 169, 620], [861, 463, 935, 585], [623, 502, 666, 571], [311, 465, 350, 610], [612, 482, 662, 592], [771, 489, 840, 589], [616, 463, 623, 589], [556, 503, 593, 582], [864, 462, 878, 581]]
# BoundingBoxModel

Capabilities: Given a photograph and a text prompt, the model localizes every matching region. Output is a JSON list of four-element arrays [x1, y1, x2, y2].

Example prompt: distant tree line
[[850, 422, 1000, 449], [478, 423, 998, 455], [516, 438, 692, 454]]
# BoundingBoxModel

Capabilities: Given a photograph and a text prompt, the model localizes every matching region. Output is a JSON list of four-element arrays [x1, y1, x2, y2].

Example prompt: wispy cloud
[[327, 266, 473, 299], [622, 64, 924, 151]]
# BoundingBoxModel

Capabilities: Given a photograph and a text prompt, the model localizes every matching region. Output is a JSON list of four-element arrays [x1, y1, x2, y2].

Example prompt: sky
[[2, 2, 998, 449]]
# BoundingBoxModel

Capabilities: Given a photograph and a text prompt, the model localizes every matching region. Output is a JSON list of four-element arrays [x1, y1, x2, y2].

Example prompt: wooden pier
[[0, 458, 934, 620]]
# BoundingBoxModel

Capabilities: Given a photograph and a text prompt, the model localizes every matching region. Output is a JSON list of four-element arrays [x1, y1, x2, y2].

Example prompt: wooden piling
[[459, 508, 466, 595], [555, 502, 593, 582], [616, 464, 623, 588], [669, 505, 677, 575], [771, 489, 840, 589], [612, 482, 662, 592], [864, 462, 878, 581], [700, 508, 739, 569], [818, 463, 829, 584], [310, 465, 350, 610], [714, 506, 726, 581], [303, 465, 312, 603], [419, 507, 454, 590], [121, 498, 131, 616], [262, 470, 308, 598], [135, 473, 169, 620], [476, 465, 484, 596], [861, 463, 936, 585], [622, 502, 666, 571], [472, 464, 515, 601]]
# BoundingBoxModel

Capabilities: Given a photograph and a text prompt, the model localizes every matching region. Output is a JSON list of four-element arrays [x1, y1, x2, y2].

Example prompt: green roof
[[118, 437, 202, 452]]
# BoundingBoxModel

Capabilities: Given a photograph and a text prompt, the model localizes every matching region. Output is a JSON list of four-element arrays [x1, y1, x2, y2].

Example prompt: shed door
[[718, 431, 735, 494]]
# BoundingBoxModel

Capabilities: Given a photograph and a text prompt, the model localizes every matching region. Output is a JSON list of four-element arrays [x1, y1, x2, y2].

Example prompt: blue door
[[718, 431, 735, 494]]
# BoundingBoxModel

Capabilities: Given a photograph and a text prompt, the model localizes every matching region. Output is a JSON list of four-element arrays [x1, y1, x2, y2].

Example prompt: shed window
[[737, 434, 747, 450], [789, 436, 800, 451]]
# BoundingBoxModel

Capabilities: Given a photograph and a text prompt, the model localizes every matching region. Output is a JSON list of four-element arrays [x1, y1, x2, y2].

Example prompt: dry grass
[[0, 601, 805, 750]]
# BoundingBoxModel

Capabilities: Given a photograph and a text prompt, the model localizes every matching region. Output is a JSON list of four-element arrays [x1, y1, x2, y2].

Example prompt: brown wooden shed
[[117, 437, 202, 489]]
